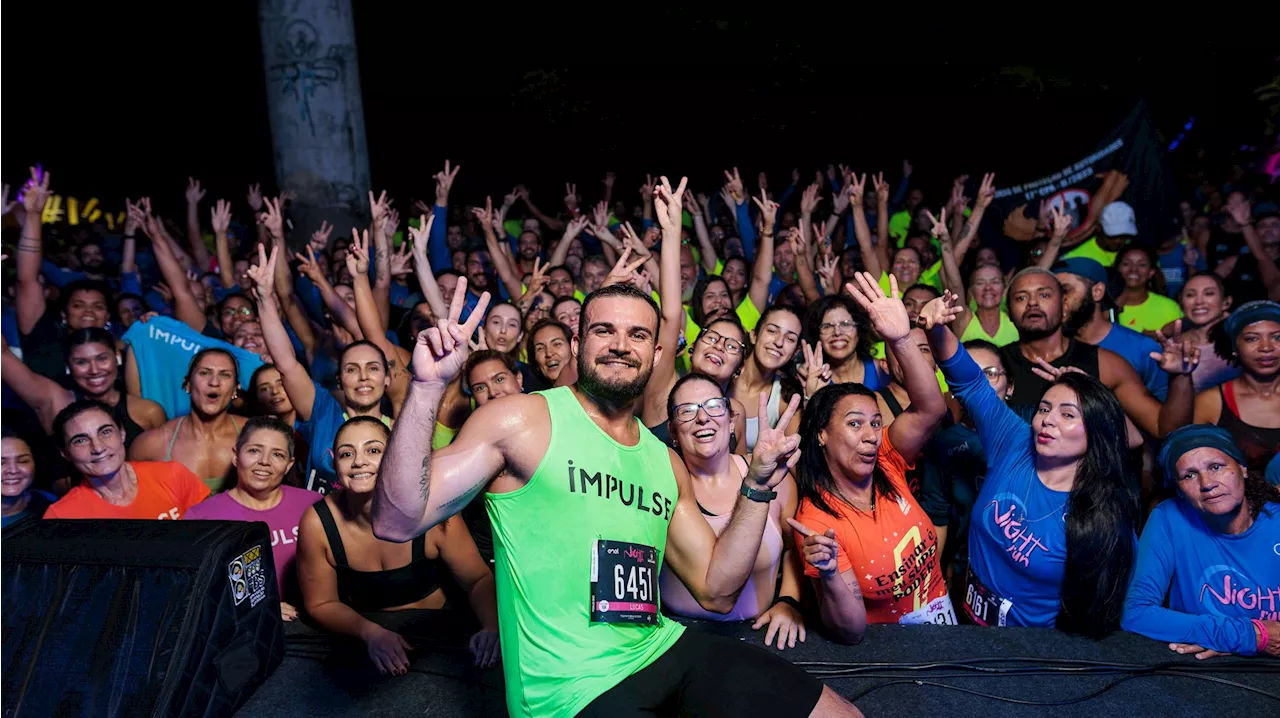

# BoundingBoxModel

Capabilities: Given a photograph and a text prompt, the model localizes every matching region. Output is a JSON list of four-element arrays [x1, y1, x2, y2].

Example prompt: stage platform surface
[[238, 611, 1280, 717]]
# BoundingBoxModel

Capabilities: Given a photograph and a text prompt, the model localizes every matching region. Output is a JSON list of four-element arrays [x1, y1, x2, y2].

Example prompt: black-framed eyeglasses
[[673, 397, 729, 423], [701, 331, 744, 355], [819, 319, 856, 337]]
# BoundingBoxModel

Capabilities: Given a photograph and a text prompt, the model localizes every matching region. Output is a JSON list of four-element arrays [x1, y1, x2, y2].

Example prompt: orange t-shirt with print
[[44, 461, 211, 520], [794, 431, 947, 624]]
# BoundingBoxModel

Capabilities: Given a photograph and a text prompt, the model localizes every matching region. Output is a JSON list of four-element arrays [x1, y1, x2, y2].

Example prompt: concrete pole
[[258, 0, 370, 239]]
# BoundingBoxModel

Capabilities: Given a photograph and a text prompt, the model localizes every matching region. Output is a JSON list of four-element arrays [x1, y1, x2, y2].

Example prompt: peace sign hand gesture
[[247, 243, 280, 303], [346, 228, 371, 276], [925, 208, 950, 241], [311, 220, 334, 253], [654, 176, 688, 235], [745, 393, 803, 490], [602, 246, 648, 289], [1152, 320, 1201, 376], [258, 197, 285, 240], [752, 188, 779, 233], [390, 237, 413, 277], [845, 271, 912, 343], [412, 276, 490, 387], [293, 246, 325, 283], [799, 341, 832, 400], [785, 519, 841, 577]]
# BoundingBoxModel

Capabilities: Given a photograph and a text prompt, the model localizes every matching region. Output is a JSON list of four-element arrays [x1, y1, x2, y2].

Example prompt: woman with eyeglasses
[[803, 294, 885, 391], [660, 373, 808, 650], [730, 304, 806, 453], [639, 213, 749, 452]]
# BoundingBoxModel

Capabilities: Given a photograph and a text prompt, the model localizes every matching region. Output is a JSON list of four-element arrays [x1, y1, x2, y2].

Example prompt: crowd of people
[[2, 154, 1278, 717]]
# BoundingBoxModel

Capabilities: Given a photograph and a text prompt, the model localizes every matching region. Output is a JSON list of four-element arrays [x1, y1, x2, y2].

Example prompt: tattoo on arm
[[419, 456, 432, 502], [437, 476, 492, 515]]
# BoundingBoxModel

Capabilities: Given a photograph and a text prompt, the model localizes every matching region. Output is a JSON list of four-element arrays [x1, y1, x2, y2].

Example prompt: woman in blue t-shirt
[[917, 293, 1145, 635], [1122, 425, 1280, 659], [1, 428, 57, 526]]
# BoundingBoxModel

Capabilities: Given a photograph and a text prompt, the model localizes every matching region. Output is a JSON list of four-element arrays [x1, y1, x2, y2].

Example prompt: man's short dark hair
[[578, 284, 660, 344], [552, 296, 581, 315], [434, 268, 464, 281], [464, 349, 519, 393]]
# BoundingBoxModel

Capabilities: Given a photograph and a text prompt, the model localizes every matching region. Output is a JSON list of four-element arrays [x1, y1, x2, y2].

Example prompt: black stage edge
[[239, 613, 1280, 717]]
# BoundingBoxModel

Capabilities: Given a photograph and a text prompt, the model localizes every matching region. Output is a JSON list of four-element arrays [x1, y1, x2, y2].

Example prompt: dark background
[[4, 7, 1276, 218]]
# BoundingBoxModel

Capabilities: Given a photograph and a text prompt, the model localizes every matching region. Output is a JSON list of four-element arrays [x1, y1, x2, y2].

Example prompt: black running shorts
[[577, 629, 824, 717]]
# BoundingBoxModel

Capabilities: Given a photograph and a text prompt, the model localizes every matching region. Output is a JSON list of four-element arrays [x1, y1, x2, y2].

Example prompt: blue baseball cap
[[1053, 257, 1108, 287]]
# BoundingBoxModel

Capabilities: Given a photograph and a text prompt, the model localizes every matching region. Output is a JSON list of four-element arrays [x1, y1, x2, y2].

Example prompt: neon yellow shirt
[[1064, 237, 1118, 267], [959, 310, 1020, 347], [1118, 292, 1183, 335]]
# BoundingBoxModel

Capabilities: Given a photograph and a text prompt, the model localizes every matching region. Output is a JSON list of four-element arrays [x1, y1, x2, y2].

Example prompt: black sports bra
[[313, 499, 443, 611]]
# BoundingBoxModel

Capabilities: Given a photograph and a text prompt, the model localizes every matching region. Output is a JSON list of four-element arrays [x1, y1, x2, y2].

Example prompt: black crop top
[[313, 499, 443, 612]]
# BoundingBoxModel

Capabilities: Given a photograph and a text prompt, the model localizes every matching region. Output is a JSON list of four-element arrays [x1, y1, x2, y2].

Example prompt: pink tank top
[[660, 455, 785, 621]]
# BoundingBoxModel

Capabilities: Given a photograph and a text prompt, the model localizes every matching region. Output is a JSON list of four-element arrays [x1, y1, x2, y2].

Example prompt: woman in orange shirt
[[788, 274, 951, 643]]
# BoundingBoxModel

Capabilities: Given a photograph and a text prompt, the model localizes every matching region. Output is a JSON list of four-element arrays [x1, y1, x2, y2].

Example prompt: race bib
[[590, 539, 659, 625], [963, 566, 1012, 627], [899, 594, 958, 626]]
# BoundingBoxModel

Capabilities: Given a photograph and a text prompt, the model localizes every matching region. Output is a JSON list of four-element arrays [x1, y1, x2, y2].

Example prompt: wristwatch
[[740, 483, 777, 503]]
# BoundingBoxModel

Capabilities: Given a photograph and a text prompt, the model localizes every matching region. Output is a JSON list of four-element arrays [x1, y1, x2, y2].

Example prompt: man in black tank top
[[1001, 268, 1194, 437]]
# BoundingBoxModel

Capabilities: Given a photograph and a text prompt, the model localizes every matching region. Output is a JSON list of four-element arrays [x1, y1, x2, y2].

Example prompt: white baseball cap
[[1100, 201, 1138, 237]]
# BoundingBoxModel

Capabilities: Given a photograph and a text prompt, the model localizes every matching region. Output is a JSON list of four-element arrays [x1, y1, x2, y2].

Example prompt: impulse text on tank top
[[985, 495, 1056, 567], [566, 459, 674, 521]]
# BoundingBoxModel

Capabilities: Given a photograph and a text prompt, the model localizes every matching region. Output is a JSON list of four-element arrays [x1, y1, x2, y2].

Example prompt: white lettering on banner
[[158, 507, 180, 520], [992, 139, 1126, 201]]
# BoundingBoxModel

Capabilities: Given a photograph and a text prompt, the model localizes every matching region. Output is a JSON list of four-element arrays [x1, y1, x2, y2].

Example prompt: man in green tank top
[[374, 178, 862, 717]]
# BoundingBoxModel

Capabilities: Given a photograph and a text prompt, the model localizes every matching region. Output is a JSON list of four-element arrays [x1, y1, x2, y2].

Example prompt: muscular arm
[[663, 452, 773, 613], [1102, 350, 1192, 438], [373, 383, 534, 543]]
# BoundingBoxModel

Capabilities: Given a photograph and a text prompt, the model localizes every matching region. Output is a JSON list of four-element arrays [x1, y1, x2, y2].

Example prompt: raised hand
[[917, 291, 963, 330], [0, 184, 14, 217], [247, 243, 279, 301], [526, 257, 550, 296], [211, 199, 232, 234], [722, 167, 745, 204], [279, 188, 297, 205], [633, 269, 654, 295], [124, 198, 144, 235], [654, 176, 688, 235], [411, 275, 490, 386], [311, 220, 334, 252], [1030, 358, 1088, 383], [902, 159, 913, 177], [746, 393, 803, 489], [1225, 193, 1252, 226], [369, 189, 392, 228], [800, 183, 823, 216], [384, 208, 401, 240], [22, 167, 52, 215], [816, 252, 841, 297], [408, 214, 435, 271], [786, 518, 840, 576], [752, 188, 779, 233], [246, 183, 264, 212], [799, 341, 832, 399], [257, 197, 285, 240], [602, 246, 648, 289], [294, 246, 325, 283], [564, 182, 580, 211], [390, 237, 413, 277], [602, 171, 616, 190], [186, 177, 206, 205], [1151, 320, 1201, 375], [974, 173, 997, 211], [434, 160, 461, 205], [847, 173, 867, 209], [639, 174, 657, 202], [346, 228, 371, 276], [845, 271, 911, 342], [470, 196, 496, 230], [591, 201, 610, 229], [1049, 202, 1073, 241], [925, 208, 950, 241], [617, 222, 647, 257], [563, 214, 590, 243], [872, 172, 890, 203]]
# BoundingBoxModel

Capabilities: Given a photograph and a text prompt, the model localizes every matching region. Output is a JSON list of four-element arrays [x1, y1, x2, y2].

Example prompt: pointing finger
[[785, 517, 815, 537]]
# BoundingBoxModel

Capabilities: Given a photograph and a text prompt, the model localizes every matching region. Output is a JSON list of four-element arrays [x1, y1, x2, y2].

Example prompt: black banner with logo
[[989, 100, 1178, 249]]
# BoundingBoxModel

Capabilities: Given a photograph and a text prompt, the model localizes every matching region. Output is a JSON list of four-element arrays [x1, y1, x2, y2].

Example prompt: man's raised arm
[[373, 277, 502, 542]]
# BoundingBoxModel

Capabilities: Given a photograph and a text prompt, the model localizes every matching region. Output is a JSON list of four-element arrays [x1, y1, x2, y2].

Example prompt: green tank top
[[486, 386, 684, 718]]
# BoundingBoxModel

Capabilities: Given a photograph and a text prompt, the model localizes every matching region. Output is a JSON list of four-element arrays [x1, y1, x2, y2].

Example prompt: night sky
[[4, 7, 1274, 219]]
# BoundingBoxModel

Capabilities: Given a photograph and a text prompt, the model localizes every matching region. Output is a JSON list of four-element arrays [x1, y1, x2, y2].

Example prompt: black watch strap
[[740, 483, 777, 503]]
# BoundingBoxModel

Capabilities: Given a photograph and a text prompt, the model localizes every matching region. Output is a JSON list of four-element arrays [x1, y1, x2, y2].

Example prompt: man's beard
[[1062, 295, 1095, 338], [577, 351, 651, 405]]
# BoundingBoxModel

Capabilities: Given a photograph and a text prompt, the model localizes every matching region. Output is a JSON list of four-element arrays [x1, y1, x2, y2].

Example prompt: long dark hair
[[525, 318, 573, 385], [1048, 372, 1139, 637], [803, 294, 873, 362], [753, 303, 805, 405], [690, 275, 733, 327], [1243, 471, 1280, 521], [795, 383, 897, 517]]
